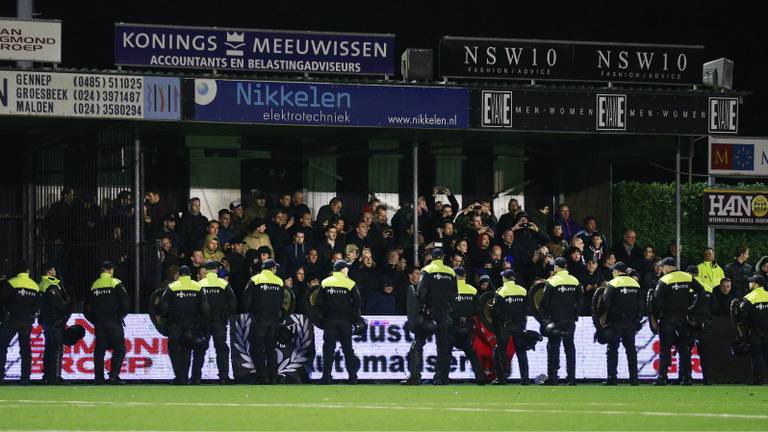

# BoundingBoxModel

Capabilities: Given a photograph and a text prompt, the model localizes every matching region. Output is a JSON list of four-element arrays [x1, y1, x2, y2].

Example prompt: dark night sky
[[3, 0, 766, 134]]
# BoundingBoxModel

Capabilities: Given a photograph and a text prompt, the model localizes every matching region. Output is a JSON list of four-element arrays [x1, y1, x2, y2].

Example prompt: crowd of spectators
[[43, 186, 757, 317]]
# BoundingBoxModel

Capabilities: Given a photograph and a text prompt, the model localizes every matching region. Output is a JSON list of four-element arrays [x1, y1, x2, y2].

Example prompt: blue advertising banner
[[191, 79, 470, 129], [115, 23, 395, 76]]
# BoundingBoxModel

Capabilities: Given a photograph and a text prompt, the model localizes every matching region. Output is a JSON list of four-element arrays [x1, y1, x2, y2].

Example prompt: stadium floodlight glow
[[702, 58, 734, 90]]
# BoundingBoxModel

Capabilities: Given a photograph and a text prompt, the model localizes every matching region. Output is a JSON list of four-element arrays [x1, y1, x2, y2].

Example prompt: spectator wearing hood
[[364, 276, 397, 315], [566, 246, 587, 281], [202, 235, 225, 263]]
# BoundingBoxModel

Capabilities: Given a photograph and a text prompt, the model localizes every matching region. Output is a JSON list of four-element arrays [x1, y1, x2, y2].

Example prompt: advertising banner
[[472, 89, 738, 135], [703, 189, 768, 229], [115, 23, 395, 76], [0, 18, 61, 63], [191, 79, 469, 129], [0, 70, 180, 120], [4, 315, 700, 381], [440, 37, 705, 85], [709, 137, 768, 176]]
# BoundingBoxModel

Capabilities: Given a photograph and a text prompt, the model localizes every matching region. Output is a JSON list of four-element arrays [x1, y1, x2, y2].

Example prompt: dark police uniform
[[492, 279, 529, 385], [689, 272, 713, 384], [191, 270, 236, 384], [0, 272, 40, 384], [602, 272, 643, 385], [540, 269, 583, 385], [86, 271, 129, 384], [39, 274, 71, 384], [417, 259, 457, 385], [451, 275, 485, 384], [160, 273, 209, 384], [653, 269, 702, 385], [402, 282, 429, 385], [740, 280, 768, 384], [318, 266, 362, 384], [244, 265, 285, 384]]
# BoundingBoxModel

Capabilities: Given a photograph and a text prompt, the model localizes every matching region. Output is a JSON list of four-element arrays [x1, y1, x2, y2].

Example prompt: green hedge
[[612, 182, 768, 265]]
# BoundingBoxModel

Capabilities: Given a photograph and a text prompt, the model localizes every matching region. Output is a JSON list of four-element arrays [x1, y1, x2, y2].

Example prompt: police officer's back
[[86, 261, 129, 384], [191, 261, 236, 384], [38, 264, 71, 385], [540, 257, 583, 385], [652, 257, 702, 385], [0, 261, 40, 384], [601, 262, 642, 385], [739, 275, 768, 385], [244, 259, 285, 384], [491, 270, 529, 385], [318, 260, 362, 384], [160, 265, 209, 385], [417, 249, 457, 385]]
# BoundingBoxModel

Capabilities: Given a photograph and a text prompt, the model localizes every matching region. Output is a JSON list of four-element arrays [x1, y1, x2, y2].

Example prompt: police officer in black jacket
[[86, 261, 129, 385], [318, 260, 362, 385], [492, 270, 530, 385], [39, 263, 71, 385], [191, 261, 237, 384], [0, 261, 40, 385], [653, 257, 703, 386], [244, 259, 285, 384], [540, 257, 583, 386], [739, 274, 768, 385], [159, 265, 209, 385], [417, 248, 458, 385], [451, 267, 485, 385], [601, 262, 643, 386]]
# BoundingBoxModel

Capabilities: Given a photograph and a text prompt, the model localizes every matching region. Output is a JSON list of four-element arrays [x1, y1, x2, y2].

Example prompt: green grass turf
[[0, 384, 766, 431]]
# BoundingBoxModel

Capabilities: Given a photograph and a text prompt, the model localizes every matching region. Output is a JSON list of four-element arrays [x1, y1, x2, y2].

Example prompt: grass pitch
[[0, 384, 766, 430]]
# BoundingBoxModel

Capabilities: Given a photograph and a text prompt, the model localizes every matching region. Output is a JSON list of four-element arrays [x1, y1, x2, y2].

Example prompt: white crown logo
[[226, 32, 245, 43]]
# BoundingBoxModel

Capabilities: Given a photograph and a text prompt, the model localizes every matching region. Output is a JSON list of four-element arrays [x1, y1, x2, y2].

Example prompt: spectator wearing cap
[[179, 198, 209, 256], [155, 213, 185, 255], [725, 245, 753, 299], [244, 218, 274, 258], [612, 230, 643, 271], [229, 200, 247, 234], [225, 238, 250, 308], [202, 235, 224, 263], [583, 232, 606, 264], [554, 204, 581, 242], [477, 273, 493, 295], [566, 246, 587, 282], [246, 191, 270, 223]]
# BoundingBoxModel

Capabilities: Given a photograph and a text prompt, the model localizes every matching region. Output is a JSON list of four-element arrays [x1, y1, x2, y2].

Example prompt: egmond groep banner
[[191, 79, 470, 129], [115, 23, 395, 76], [3, 315, 700, 381]]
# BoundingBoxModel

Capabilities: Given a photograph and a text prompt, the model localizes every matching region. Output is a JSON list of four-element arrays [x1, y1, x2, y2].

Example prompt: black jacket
[[86, 273, 129, 324], [417, 260, 458, 320], [39, 275, 71, 325], [159, 276, 209, 325], [318, 272, 362, 322], [1, 273, 41, 322], [244, 270, 285, 322], [540, 270, 583, 323]]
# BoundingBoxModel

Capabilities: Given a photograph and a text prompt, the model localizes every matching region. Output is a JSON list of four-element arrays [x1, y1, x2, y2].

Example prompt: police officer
[[39, 263, 71, 385], [0, 261, 40, 385], [739, 275, 768, 385], [653, 257, 702, 386], [401, 268, 429, 386], [191, 261, 236, 385], [451, 267, 485, 385], [602, 262, 643, 386], [492, 270, 529, 385], [318, 260, 362, 385], [687, 265, 713, 385], [417, 249, 457, 385], [86, 261, 129, 385], [540, 257, 583, 386], [244, 259, 285, 384], [159, 265, 209, 385]]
